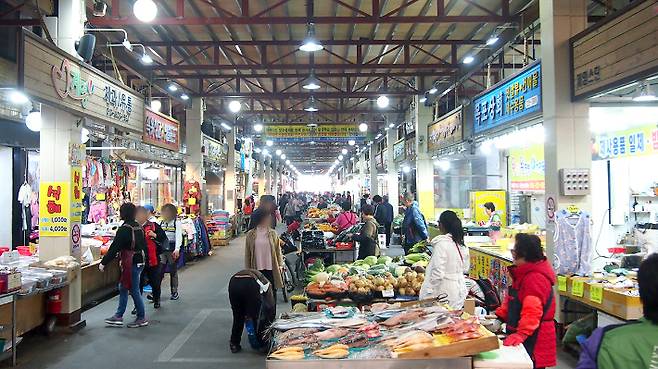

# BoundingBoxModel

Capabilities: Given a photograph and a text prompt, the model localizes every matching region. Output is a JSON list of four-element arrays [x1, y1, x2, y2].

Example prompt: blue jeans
[[116, 264, 145, 319]]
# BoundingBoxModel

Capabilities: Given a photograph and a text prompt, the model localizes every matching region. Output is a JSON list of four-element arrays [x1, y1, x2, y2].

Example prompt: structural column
[[265, 157, 272, 195], [415, 98, 435, 219], [540, 0, 590, 261], [185, 98, 204, 213], [224, 129, 237, 213], [40, 105, 82, 323], [385, 127, 399, 216], [258, 155, 266, 198], [369, 144, 378, 196]]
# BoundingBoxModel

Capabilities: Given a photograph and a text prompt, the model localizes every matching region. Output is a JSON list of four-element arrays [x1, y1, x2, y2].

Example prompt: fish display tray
[[267, 357, 472, 369]]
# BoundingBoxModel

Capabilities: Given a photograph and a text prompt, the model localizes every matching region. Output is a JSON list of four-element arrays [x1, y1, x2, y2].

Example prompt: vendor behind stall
[[483, 202, 502, 244], [577, 253, 658, 369]]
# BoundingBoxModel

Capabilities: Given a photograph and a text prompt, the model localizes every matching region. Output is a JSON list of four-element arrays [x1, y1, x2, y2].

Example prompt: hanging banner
[[20, 31, 145, 133], [264, 125, 362, 139], [405, 137, 416, 160], [469, 248, 513, 301], [143, 108, 180, 151], [470, 190, 507, 227], [570, 0, 658, 100], [509, 143, 545, 192], [393, 140, 405, 162], [70, 167, 83, 223], [592, 123, 658, 160], [202, 135, 227, 163], [39, 182, 71, 237], [472, 62, 542, 134], [428, 108, 463, 151]]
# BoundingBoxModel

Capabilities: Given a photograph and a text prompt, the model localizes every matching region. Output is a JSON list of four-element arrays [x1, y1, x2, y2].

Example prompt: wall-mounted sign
[[570, 0, 658, 100], [509, 143, 545, 192], [203, 135, 227, 163], [264, 125, 363, 140], [393, 140, 406, 162], [428, 108, 463, 151], [375, 153, 384, 171], [39, 182, 70, 237], [143, 108, 180, 151], [592, 123, 658, 160], [20, 31, 144, 133], [405, 136, 416, 160], [473, 62, 542, 134]]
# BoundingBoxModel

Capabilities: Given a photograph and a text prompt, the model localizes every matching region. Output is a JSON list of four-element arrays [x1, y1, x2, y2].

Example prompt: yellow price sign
[[590, 284, 604, 304], [567, 204, 580, 213], [572, 279, 585, 297], [557, 275, 567, 292]]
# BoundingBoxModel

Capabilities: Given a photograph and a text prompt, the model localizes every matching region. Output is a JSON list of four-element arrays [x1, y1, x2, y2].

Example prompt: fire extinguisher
[[47, 289, 63, 314]]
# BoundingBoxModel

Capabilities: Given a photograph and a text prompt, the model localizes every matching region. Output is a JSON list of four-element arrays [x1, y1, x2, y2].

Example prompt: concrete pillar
[[386, 128, 399, 216], [540, 0, 590, 260], [416, 98, 435, 219], [40, 105, 82, 323], [224, 129, 237, 213], [258, 156, 266, 198], [185, 98, 204, 212], [56, 0, 85, 57], [369, 144, 378, 196], [265, 157, 272, 194]]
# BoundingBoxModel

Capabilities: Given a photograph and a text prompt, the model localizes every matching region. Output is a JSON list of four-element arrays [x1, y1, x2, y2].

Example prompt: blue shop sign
[[473, 62, 542, 134]]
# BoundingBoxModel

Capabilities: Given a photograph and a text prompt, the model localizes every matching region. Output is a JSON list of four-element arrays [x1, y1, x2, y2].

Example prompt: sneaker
[[146, 294, 154, 301], [131, 308, 137, 315], [104, 316, 123, 326], [154, 301, 161, 309], [171, 292, 179, 300], [127, 318, 149, 328], [230, 343, 242, 353]]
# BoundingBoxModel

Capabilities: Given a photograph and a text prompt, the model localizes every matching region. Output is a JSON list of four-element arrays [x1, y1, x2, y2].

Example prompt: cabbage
[[377, 256, 393, 265], [363, 256, 378, 266]]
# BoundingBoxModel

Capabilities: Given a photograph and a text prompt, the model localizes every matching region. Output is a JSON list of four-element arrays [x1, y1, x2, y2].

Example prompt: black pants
[[383, 222, 392, 246], [140, 264, 162, 302], [228, 276, 262, 346]]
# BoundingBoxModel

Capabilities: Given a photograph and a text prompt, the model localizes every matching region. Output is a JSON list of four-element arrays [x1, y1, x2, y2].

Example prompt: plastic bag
[[82, 247, 94, 264]]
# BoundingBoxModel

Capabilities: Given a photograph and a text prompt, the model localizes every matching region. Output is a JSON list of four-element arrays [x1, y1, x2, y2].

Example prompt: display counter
[[467, 242, 513, 301], [557, 275, 642, 321], [0, 292, 45, 341], [81, 259, 119, 308]]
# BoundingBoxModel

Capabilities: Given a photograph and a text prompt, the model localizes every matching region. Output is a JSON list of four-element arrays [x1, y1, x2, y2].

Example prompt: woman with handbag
[[244, 211, 285, 296], [100, 203, 149, 328]]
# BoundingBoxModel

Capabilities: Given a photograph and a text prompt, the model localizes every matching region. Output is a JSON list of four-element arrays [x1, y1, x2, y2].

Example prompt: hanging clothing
[[554, 210, 592, 275], [17, 182, 31, 231]]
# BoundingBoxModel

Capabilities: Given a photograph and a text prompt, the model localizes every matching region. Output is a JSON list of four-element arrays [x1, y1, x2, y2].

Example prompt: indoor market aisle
[[5, 232, 288, 369]]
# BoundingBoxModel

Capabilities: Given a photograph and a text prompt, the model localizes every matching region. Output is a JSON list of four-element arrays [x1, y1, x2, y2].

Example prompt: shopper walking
[[419, 210, 468, 309], [160, 203, 182, 301], [100, 203, 149, 328], [495, 233, 557, 369], [374, 195, 394, 246], [349, 204, 380, 259], [136, 206, 167, 309], [244, 211, 284, 295], [228, 269, 276, 354], [332, 201, 359, 233], [249, 195, 279, 230], [401, 192, 429, 254], [577, 253, 658, 369]]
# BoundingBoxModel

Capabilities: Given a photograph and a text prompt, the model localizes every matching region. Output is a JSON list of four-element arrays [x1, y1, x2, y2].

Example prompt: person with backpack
[[228, 269, 276, 354], [100, 203, 149, 328], [332, 201, 359, 232], [419, 210, 468, 309], [349, 204, 381, 259], [136, 206, 168, 309], [577, 253, 658, 369], [495, 233, 557, 369], [401, 192, 429, 254], [160, 203, 182, 301]]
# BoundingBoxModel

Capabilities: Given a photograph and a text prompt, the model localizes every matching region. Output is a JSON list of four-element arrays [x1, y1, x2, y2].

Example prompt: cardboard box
[[559, 276, 642, 321]]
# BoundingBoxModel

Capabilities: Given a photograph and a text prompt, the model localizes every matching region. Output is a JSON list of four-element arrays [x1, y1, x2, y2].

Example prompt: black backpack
[[469, 278, 502, 311]]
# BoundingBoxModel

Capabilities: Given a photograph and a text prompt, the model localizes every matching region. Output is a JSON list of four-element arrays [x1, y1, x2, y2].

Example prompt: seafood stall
[[266, 299, 502, 368]]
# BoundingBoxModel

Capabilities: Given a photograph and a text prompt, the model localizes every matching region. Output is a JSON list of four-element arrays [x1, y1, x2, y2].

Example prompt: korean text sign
[[71, 167, 83, 223], [473, 62, 542, 134], [592, 123, 658, 160], [143, 107, 180, 151], [40, 182, 70, 236], [509, 143, 545, 192]]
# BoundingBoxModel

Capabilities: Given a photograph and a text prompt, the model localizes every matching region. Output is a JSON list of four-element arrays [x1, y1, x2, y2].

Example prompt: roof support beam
[[138, 39, 539, 47]]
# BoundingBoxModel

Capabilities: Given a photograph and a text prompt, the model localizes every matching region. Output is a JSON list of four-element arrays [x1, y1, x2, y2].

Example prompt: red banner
[[143, 108, 180, 151]]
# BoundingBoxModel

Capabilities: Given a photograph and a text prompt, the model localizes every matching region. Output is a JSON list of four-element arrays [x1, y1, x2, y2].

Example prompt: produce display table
[[557, 275, 642, 321], [302, 247, 356, 266]]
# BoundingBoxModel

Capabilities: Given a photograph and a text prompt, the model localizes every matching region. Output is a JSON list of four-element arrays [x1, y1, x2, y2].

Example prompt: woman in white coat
[[419, 210, 469, 309]]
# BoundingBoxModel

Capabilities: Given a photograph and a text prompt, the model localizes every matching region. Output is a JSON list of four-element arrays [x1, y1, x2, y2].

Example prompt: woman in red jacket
[[496, 233, 557, 369]]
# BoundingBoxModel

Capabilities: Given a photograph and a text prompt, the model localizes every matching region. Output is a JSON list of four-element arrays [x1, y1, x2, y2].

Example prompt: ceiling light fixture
[[486, 36, 499, 46], [8, 90, 29, 105], [286, 160, 290, 165], [463, 55, 475, 64], [140, 52, 153, 64], [254, 123, 264, 132], [304, 97, 319, 112], [25, 106, 42, 132], [341, 148, 348, 155], [303, 71, 321, 90], [275, 149, 282, 156], [376, 95, 389, 108], [266, 140, 273, 146], [133, 0, 158, 22], [228, 100, 241, 113], [281, 154, 287, 159], [338, 155, 344, 160], [167, 83, 178, 92], [429, 87, 438, 94], [358, 123, 368, 132], [180, 94, 189, 100], [419, 97, 427, 103], [389, 123, 395, 128], [348, 140, 355, 146], [299, 23, 323, 52], [220, 122, 232, 130], [150, 99, 161, 112]]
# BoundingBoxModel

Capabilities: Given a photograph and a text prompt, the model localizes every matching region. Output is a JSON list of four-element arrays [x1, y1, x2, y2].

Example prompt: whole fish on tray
[[314, 328, 349, 340], [338, 331, 370, 348], [380, 309, 424, 327]]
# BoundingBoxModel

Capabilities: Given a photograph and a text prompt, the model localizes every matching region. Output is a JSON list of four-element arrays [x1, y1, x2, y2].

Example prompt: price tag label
[[572, 279, 585, 297], [590, 284, 604, 304], [567, 204, 580, 213], [382, 289, 394, 298], [557, 275, 567, 292], [188, 198, 197, 205], [96, 193, 106, 201]]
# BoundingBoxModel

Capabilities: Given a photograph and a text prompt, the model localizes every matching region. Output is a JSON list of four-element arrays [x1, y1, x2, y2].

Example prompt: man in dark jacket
[[100, 203, 149, 328], [401, 192, 429, 254], [374, 195, 395, 246]]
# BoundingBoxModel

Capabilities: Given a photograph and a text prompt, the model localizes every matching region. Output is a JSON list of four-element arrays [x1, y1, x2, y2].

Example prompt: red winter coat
[[495, 259, 557, 368]]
